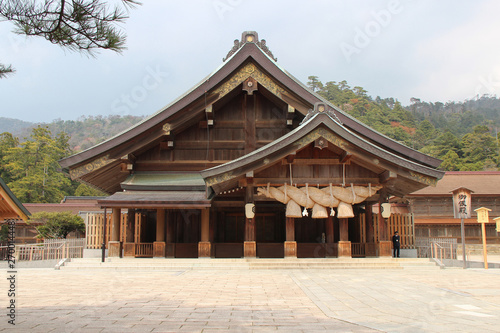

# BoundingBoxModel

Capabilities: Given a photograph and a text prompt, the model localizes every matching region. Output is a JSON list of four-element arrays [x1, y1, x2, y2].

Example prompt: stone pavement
[[1, 267, 499, 332]]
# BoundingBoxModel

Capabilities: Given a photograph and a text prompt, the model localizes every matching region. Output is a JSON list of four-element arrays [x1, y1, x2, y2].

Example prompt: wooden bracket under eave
[[339, 151, 352, 164], [160, 140, 175, 150], [287, 105, 295, 127], [120, 162, 133, 173], [379, 170, 397, 183]]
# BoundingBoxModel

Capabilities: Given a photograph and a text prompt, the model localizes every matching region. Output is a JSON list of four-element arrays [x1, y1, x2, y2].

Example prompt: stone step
[[62, 258, 439, 270]]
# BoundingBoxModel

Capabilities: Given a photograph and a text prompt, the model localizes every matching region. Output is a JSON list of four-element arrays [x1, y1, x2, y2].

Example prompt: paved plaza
[[1, 266, 500, 332]]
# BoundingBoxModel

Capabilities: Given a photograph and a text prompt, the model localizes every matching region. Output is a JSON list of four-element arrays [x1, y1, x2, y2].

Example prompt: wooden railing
[[13, 238, 85, 261], [430, 241, 458, 264], [135, 243, 153, 257], [351, 243, 366, 257], [416, 237, 457, 259]]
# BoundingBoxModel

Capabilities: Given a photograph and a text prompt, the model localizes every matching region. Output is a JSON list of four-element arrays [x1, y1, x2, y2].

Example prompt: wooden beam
[[245, 93, 256, 154], [340, 152, 352, 164], [282, 158, 341, 165], [253, 178, 381, 187], [380, 170, 397, 183], [174, 141, 245, 149]]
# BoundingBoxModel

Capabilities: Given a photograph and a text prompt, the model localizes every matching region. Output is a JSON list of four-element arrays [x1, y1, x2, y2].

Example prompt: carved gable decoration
[[223, 31, 277, 62]]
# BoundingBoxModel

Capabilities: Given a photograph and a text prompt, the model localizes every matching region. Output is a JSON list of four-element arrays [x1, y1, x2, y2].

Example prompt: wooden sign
[[451, 187, 472, 219], [474, 207, 491, 223], [494, 217, 500, 232]]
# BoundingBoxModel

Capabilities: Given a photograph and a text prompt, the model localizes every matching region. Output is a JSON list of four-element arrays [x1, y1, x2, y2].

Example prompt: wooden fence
[[14, 238, 86, 261], [374, 213, 415, 249], [85, 212, 129, 249]]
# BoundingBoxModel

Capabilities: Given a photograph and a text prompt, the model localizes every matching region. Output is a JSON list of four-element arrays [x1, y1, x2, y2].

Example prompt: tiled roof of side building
[[408, 171, 500, 196]]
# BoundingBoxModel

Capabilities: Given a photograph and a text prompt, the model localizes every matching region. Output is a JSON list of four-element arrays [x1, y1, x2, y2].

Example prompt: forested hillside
[[308, 76, 500, 172], [0, 115, 145, 203], [9, 115, 145, 152]]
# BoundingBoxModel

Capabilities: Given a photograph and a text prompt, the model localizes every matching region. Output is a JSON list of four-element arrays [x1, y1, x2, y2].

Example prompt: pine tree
[[3, 126, 72, 203], [0, 0, 140, 77]]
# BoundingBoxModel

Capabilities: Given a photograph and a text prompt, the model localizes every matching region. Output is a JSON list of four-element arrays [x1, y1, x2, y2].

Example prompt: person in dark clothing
[[392, 231, 400, 258]]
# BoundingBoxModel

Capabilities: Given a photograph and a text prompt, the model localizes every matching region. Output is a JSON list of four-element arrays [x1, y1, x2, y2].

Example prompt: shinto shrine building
[[59, 32, 445, 259]]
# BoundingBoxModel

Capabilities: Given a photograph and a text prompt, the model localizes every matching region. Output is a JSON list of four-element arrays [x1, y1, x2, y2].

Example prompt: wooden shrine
[[59, 31, 444, 259], [0, 177, 30, 243]]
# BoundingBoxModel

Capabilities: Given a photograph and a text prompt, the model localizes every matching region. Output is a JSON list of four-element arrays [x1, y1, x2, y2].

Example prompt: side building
[[0, 177, 30, 244], [407, 171, 500, 255], [59, 31, 445, 259]]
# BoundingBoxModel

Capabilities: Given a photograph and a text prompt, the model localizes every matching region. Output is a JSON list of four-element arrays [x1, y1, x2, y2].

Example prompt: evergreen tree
[[0, 132, 18, 182], [3, 126, 72, 203], [29, 211, 85, 239]]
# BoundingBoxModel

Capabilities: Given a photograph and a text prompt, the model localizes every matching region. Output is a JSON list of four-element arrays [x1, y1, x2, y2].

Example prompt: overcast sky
[[1, 0, 499, 123]]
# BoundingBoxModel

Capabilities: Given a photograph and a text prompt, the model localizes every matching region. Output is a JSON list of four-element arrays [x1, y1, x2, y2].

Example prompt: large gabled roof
[[0, 177, 30, 221], [60, 32, 442, 195]]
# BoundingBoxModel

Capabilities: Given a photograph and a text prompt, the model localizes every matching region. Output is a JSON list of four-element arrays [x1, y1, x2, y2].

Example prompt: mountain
[[3, 115, 145, 152], [0, 117, 34, 135]]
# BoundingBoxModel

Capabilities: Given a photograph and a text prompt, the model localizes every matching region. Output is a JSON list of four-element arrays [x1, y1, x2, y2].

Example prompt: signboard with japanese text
[[452, 187, 472, 219], [475, 207, 491, 223]]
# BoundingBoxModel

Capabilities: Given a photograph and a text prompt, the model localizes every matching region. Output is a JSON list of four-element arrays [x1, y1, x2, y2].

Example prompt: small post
[[102, 207, 107, 263], [481, 222, 488, 269], [474, 207, 491, 270]]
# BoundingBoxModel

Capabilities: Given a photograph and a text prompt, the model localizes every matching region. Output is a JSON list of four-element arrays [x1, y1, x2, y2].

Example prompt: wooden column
[[154, 208, 166, 257], [325, 215, 335, 257], [108, 208, 122, 257], [198, 208, 211, 257], [338, 218, 351, 257], [165, 210, 175, 258], [284, 217, 297, 258], [124, 209, 136, 257], [244, 176, 256, 257], [365, 203, 376, 257]]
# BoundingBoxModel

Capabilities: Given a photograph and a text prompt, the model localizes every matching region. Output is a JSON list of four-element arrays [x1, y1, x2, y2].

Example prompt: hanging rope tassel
[[302, 183, 309, 216], [329, 183, 336, 216]]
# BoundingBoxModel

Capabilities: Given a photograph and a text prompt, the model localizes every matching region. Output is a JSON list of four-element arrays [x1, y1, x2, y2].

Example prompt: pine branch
[[0, 64, 15, 78], [0, 0, 141, 55]]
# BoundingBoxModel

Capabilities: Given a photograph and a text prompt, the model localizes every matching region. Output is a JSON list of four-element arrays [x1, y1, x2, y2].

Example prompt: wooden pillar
[[156, 209, 165, 241], [284, 217, 297, 258], [165, 210, 175, 258], [154, 209, 166, 257], [198, 208, 211, 257], [123, 209, 136, 257], [126, 209, 135, 242], [244, 216, 256, 257], [365, 203, 376, 257], [325, 215, 335, 257], [244, 177, 256, 257], [108, 207, 122, 257], [338, 218, 351, 258]]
